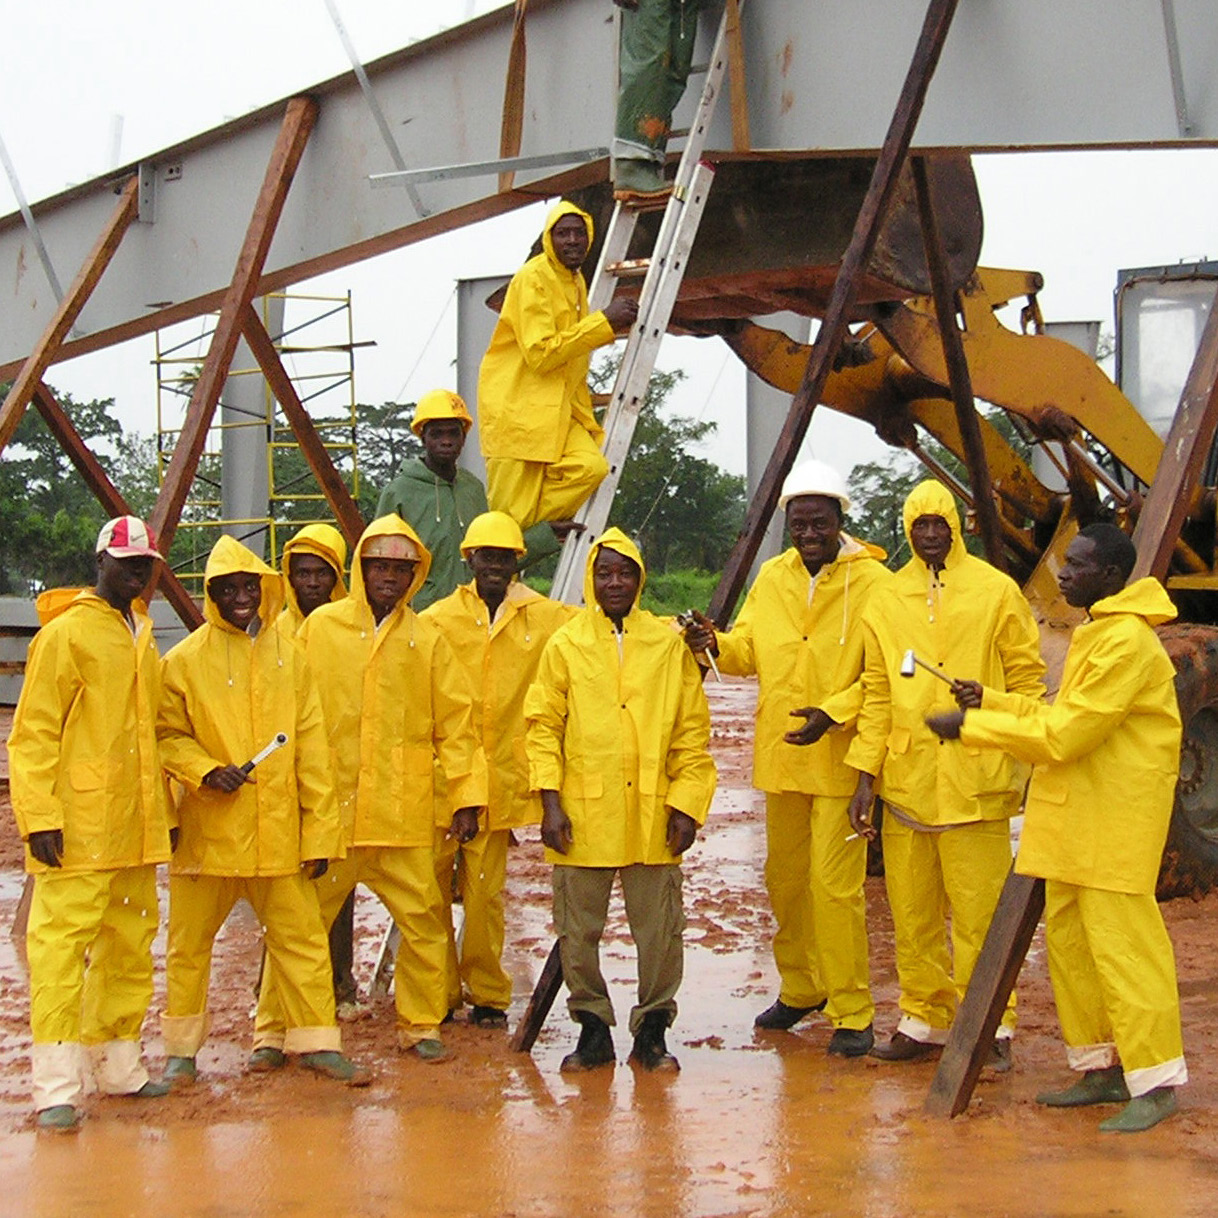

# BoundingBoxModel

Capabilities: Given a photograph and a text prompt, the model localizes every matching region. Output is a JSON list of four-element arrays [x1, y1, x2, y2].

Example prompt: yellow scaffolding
[[155, 292, 362, 594]]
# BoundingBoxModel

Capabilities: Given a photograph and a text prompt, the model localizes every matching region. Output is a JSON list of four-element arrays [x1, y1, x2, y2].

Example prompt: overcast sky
[[2, 1, 1217, 483]]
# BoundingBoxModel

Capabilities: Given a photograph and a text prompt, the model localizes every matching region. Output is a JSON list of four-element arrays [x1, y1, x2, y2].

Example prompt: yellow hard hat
[[460, 511, 527, 557], [410, 388, 474, 437]]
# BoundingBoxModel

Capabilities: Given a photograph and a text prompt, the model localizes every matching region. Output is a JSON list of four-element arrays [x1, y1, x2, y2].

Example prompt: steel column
[[240, 305, 367, 549]]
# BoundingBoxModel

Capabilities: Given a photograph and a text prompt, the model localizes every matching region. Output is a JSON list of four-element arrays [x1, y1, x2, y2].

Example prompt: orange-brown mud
[[1, 682, 1217, 1217]]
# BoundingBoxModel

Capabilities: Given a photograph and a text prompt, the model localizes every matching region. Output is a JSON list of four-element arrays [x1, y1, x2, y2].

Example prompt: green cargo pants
[[552, 862, 686, 1034]]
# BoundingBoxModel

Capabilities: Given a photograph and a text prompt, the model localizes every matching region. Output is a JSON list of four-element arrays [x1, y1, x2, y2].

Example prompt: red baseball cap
[[96, 516, 161, 560]]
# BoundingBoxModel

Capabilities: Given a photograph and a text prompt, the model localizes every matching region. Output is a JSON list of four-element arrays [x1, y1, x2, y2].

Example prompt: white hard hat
[[778, 459, 851, 514]]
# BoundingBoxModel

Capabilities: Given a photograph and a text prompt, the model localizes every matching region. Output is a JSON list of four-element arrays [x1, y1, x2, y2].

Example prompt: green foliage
[[0, 389, 122, 594], [591, 359, 746, 574], [639, 568, 720, 616], [349, 400, 422, 519]]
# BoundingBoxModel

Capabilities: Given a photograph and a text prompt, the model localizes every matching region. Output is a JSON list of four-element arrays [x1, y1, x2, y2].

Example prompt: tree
[[591, 360, 746, 574], [0, 390, 122, 594]]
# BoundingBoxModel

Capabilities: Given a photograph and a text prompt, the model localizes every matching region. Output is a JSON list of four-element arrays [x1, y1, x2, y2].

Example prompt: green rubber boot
[[247, 1047, 287, 1073], [299, 1050, 372, 1086], [130, 1080, 171, 1099], [163, 1056, 197, 1088], [1099, 1087, 1179, 1133], [36, 1105, 80, 1133], [1036, 1066, 1129, 1107]]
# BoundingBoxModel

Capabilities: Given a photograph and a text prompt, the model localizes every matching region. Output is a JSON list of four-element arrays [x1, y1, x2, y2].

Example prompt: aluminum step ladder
[[549, 2, 738, 604]]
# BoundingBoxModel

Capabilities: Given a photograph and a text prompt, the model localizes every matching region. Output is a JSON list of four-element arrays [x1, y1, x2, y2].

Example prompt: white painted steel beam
[[1, 0, 1216, 377]]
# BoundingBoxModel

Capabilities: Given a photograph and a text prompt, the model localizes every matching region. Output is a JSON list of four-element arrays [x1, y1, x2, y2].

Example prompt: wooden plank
[[0, 177, 138, 457], [706, 0, 961, 626], [150, 97, 318, 557], [1130, 283, 1218, 581], [924, 870, 1045, 1117], [725, 0, 751, 151], [239, 306, 366, 548], [31, 383, 204, 629], [911, 155, 1007, 573], [498, 0, 529, 193], [510, 939, 564, 1053]]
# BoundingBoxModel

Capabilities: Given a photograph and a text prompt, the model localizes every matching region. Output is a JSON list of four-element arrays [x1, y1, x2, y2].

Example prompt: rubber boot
[[1099, 1086, 1179, 1133], [36, 1105, 80, 1133], [164, 1056, 197, 1088], [299, 1051, 372, 1087], [1036, 1066, 1130, 1107], [560, 1012, 615, 1073], [629, 1010, 679, 1073]]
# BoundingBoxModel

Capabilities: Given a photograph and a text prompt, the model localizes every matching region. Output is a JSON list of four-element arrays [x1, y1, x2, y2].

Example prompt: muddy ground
[[1, 684, 1217, 1217]]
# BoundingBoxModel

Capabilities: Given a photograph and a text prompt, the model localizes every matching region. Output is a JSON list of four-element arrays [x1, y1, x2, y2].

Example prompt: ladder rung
[[606, 258, 651, 278], [689, 62, 710, 75]]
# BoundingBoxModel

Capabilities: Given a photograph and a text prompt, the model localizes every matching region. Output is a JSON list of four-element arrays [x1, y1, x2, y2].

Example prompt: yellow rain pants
[[1045, 880, 1187, 1096], [881, 815, 1016, 1041], [433, 826, 512, 1012], [256, 846, 449, 1048], [28, 865, 159, 1110], [765, 793, 871, 1029], [162, 873, 340, 1057], [486, 424, 609, 531]]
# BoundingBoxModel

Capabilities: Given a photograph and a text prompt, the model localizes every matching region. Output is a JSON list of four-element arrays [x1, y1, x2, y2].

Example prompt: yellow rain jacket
[[477, 201, 615, 465], [961, 578, 1182, 894], [846, 481, 1046, 824], [9, 589, 171, 874], [273, 523, 348, 642], [299, 514, 487, 847], [422, 579, 575, 831], [715, 536, 892, 796], [157, 536, 340, 876], [525, 528, 716, 867]]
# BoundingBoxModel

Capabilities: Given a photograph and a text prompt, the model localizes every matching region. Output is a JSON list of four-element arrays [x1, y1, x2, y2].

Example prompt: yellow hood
[[203, 535, 283, 630], [35, 587, 93, 626], [583, 527, 646, 615], [902, 480, 968, 572], [541, 200, 594, 273], [350, 514, 432, 610], [280, 523, 348, 615], [1090, 576, 1178, 627]]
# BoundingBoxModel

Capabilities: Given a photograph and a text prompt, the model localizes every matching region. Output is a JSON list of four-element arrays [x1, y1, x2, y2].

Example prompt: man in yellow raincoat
[[477, 201, 637, 530], [157, 536, 365, 1086], [9, 516, 172, 1131], [422, 511, 574, 1026], [256, 514, 487, 1062], [273, 521, 360, 1010], [274, 521, 348, 642], [525, 528, 716, 1072], [847, 481, 1046, 1065], [682, 461, 891, 1055], [929, 524, 1186, 1133]]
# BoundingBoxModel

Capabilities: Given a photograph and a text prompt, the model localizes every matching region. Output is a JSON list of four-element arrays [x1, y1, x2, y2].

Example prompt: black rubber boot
[[629, 1010, 680, 1073], [560, 1012, 616, 1073]]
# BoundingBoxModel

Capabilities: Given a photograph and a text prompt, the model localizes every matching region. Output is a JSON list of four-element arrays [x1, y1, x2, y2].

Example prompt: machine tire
[[1157, 623, 1218, 899]]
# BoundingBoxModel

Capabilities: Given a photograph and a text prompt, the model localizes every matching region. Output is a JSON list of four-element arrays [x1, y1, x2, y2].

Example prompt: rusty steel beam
[[239, 305, 366, 549], [707, 0, 961, 625], [31, 382, 203, 629], [0, 177, 138, 457], [150, 97, 318, 557], [911, 155, 1007, 573], [1131, 284, 1218, 581]]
